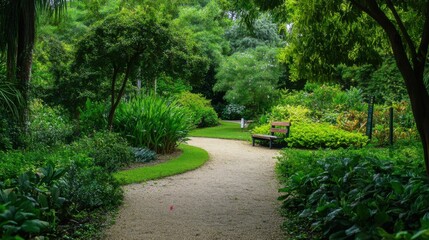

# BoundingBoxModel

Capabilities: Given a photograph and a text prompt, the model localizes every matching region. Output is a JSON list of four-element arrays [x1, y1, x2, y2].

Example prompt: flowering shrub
[[222, 104, 245, 120]]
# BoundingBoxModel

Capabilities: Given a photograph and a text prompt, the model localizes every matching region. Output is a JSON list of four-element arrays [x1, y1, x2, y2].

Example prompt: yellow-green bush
[[252, 122, 367, 149], [175, 91, 219, 128], [287, 122, 368, 149], [269, 104, 311, 123]]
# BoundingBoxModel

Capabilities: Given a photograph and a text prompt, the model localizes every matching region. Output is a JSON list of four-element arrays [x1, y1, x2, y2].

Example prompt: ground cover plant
[[0, 151, 123, 239], [189, 120, 251, 141], [277, 142, 428, 239], [114, 144, 209, 184]]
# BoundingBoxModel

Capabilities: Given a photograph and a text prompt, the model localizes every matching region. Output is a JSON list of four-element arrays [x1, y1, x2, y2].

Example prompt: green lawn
[[189, 121, 251, 141], [113, 144, 209, 185]]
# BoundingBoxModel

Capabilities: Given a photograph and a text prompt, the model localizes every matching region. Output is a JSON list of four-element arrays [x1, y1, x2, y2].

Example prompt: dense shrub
[[71, 131, 134, 172], [277, 145, 428, 239], [253, 122, 368, 149], [269, 104, 311, 123], [78, 99, 108, 134], [0, 165, 67, 238], [29, 99, 74, 148], [175, 91, 219, 128], [0, 146, 125, 238], [114, 95, 191, 154], [287, 122, 368, 148], [62, 163, 123, 210], [0, 114, 22, 150], [0, 151, 30, 180]]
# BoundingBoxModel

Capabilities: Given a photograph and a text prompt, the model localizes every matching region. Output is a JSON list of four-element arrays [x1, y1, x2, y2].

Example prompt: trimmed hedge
[[252, 122, 368, 149]]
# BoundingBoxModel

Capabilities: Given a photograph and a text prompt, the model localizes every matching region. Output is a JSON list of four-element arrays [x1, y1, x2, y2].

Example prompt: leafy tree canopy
[[225, 15, 284, 53], [214, 46, 281, 114]]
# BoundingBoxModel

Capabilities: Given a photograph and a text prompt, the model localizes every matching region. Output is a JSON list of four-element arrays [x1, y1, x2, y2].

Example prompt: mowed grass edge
[[113, 144, 209, 185], [189, 121, 251, 141]]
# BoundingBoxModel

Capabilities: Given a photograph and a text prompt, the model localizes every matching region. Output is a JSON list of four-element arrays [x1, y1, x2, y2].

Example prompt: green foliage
[[28, 99, 74, 148], [62, 164, 123, 210], [277, 144, 428, 239], [286, 122, 368, 149], [337, 57, 408, 103], [74, 8, 179, 127], [269, 83, 417, 146], [155, 75, 192, 98], [170, 1, 230, 99], [0, 165, 66, 238], [114, 95, 191, 154], [114, 144, 209, 184], [0, 81, 23, 120], [71, 131, 134, 173], [225, 15, 283, 52], [214, 46, 282, 115], [0, 151, 29, 181], [132, 147, 157, 163], [0, 143, 125, 238], [0, 113, 22, 151], [175, 91, 219, 128], [78, 99, 108, 134], [221, 103, 246, 120], [252, 121, 367, 149], [269, 105, 311, 123]]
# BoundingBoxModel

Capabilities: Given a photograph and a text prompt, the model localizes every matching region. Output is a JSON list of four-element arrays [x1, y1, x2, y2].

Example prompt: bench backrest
[[270, 122, 291, 137]]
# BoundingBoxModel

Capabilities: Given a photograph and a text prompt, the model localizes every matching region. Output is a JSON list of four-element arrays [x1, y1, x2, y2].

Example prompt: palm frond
[[0, 80, 23, 119]]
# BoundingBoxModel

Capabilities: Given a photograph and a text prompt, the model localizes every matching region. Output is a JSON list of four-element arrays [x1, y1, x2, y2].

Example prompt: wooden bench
[[252, 122, 291, 149]]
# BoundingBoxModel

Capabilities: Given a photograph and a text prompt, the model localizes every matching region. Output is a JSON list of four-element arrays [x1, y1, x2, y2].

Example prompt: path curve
[[105, 137, 284, 240]]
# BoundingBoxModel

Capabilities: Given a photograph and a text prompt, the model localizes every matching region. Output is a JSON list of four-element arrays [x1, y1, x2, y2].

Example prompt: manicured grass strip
[[113, 144, 209, 185], [189, 121, 251, 141]]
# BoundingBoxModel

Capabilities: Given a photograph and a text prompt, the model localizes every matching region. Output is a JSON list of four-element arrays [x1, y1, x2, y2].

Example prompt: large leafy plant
[[277, 148, 429, 239], [114, 95, 191, 154], [0, 165, 66, 238]]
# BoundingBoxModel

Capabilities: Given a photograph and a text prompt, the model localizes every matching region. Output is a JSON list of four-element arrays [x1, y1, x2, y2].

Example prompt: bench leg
[[252, 137, 255, 146], [269, 139, 272, 149]]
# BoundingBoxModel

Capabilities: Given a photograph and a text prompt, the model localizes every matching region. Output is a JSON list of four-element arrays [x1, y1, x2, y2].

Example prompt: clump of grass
[[114, 95, 191, 154]]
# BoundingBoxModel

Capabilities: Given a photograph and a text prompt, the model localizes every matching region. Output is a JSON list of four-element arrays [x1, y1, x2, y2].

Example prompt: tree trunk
[[403, 73, 429, 175], [107, 61, 133, 129], [350, 0, 429, 174], [16, 0, 35, 136]]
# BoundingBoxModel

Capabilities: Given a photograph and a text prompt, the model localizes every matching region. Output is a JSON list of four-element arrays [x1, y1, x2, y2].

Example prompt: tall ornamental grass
[[114, 95, 191, 154]]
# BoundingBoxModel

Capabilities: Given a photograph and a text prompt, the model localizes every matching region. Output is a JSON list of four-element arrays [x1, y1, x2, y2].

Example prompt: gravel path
[[104, 137, 284, 240]]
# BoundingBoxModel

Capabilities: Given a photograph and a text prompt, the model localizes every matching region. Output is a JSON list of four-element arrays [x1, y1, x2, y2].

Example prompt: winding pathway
[[105, 137, 284, 240]]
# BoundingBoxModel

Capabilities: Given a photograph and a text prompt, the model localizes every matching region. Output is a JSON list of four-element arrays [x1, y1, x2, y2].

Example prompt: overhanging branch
[[385, 0, 418, 62], [418, 1, 429, 64]]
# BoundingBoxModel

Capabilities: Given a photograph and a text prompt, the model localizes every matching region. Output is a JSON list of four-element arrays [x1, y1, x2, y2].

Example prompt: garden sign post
[[366, 97, 375, 140]]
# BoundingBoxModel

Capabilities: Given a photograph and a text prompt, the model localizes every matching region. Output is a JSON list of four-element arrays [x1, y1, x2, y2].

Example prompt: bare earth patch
[[104, 137, 284, 240]]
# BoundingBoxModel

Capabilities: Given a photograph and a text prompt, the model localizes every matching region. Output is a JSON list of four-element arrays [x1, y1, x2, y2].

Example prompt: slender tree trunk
[[108, 67, 119, 130], [16, 0, 35, 136], [107, 60, 134, 129]]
